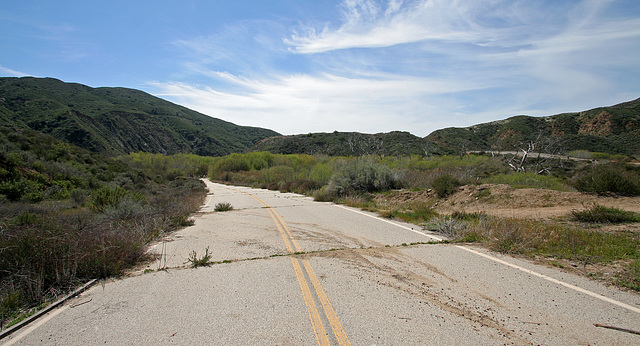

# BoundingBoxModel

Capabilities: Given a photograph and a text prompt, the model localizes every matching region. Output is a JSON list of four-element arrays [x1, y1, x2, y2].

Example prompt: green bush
[[0, 179, 25, 201], [571, 204, 640, 223], [90, 186, 144, 212], [261, 165, 296, 185], [385, 204, 439, 224], [431, 175, 461, 198], [165, 168, 185, 181], [214, 202, 233, 212], [327, 158, 399, 196], [573, 165, 640, 196], [280, 179, 323, 194], [188, 247, 212, 268]]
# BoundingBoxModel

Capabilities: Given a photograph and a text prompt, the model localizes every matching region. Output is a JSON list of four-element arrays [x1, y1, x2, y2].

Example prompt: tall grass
[[0, 178, 207, 326], [571, 204, 640, 223], [429, 216, 640, 265], [383, 204, 439, 224]]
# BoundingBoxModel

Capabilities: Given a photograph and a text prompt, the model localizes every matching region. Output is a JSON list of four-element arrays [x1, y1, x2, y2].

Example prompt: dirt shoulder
[[375, 184, 640, 220], [374, 184, 640, 288]]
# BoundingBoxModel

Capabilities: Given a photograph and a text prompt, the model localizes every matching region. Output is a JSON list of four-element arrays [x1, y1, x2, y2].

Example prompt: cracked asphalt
[[4, 180, 640, 345]]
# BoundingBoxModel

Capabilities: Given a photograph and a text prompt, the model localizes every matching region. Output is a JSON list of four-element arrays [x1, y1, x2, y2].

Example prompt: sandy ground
[[375, 183, 640, 220], [374, 184, 640, 286]]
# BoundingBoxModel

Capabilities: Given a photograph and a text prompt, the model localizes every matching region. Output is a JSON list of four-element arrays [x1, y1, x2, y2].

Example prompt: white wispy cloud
[[149, 69, 487, 135], [151, 0, 640, 136], [284, 0, 531, 53], [0, 65, 29, 77]]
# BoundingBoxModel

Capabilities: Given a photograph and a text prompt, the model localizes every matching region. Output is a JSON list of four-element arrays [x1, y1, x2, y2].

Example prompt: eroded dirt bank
[[375, 184, 640, 220]]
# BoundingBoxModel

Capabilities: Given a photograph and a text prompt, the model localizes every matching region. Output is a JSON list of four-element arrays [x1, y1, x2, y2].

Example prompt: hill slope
[[251, 99, 639, 157], [426, 98, 640, 156], [0, 77, 279, 156], [251, 131, 449, 157]]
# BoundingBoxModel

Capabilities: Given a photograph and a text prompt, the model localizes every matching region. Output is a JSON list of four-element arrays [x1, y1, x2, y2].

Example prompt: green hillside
[[251, 131, 450, 157], [251, 99, 639, 158], [426, 98, 640, 156], [0, 77, 280, 156]]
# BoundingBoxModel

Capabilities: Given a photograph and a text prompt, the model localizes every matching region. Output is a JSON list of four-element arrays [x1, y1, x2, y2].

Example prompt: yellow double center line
[[233, 188, 350, 346]]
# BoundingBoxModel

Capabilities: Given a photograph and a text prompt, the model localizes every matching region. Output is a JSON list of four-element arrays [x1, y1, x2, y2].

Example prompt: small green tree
[[432, 175, 461, 198]]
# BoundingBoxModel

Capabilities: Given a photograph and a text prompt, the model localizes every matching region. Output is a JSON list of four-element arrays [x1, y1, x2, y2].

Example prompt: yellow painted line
[[267, 207, 295, 253], [302, 259, 351, 346], [290, 257, 331, 346], [223, 185, 350, 345], [272, 209, 304, 252]]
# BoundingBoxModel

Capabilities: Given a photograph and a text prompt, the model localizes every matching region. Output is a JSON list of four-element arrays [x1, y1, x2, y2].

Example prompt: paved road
[[4, 180, 640, 345]]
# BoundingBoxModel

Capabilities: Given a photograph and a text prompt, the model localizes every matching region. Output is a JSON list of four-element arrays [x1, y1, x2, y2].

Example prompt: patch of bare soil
[[374, 185, 640, 288], [376, 184, 640, 220]]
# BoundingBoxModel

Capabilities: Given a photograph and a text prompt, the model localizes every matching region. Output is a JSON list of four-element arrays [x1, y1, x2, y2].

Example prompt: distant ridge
[[251, 131, 448, 157], [426, 98, 640, 156], [252, 98, 640, 157], [0, 77, 280, 156], [2, 77, 637, 158]]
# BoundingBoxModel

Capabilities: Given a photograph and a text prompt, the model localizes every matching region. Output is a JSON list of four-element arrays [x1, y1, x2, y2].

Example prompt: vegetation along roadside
[[204, 150, 640, 291], [0, 127, 207, 329], [2, 133, 640, 329]]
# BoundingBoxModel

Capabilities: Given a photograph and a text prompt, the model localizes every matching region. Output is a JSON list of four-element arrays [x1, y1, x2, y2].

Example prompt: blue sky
[[1, 0, 639, 136]]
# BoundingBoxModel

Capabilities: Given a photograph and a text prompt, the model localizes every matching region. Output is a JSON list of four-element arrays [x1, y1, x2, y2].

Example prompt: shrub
[[384, 203, 438, 224], [261, 165, 296, 185], [572, 165, 640, 196], [452, 216, 640, 263], [429, 216, 468, 237], [313, 186, 338, 202], [451, 210, 487, 221], [431, 175, 460, 198], [466, 217, 549, 254], [102, 197, 149, 221], [70, 189, 89, 206], [90, 186, 144, 212], [309, 162, 333, 184], [0, 179, 26, 201], [327, 157, 399, 196], [0, 290, 23, 322], [571, 204, 640, 223], [165, 168, 184, 181], [214, 202, 234, 212], [280, 179, 323, 194]]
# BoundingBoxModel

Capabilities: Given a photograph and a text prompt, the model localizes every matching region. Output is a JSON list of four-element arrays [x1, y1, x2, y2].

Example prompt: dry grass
[[0, 178, 207, 326]]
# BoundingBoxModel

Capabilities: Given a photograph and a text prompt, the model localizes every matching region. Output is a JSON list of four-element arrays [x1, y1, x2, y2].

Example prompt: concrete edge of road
[[0, 279, 97, 341]]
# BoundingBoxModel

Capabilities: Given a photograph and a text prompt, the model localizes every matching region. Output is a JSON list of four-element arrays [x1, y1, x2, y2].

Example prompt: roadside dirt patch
[[375, 184, 640, 220], [374, 185, 640, 290]]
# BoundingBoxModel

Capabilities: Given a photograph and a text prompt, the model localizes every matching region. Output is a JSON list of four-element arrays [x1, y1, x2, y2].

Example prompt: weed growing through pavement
[[187, 247, 212, 268], [214, 202, 234, 212]]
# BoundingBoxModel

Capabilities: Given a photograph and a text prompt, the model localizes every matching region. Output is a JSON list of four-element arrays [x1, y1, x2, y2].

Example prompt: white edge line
[[3, 306, 69, 345], [457, 246, 640, 314], [334, 204, 640, 315], [0, 279, 97, 341], [334, 204, 444, 241]]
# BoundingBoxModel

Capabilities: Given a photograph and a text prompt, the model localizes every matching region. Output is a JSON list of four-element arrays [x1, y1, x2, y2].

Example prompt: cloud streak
[[149, 69, 486, 135], [285, 0, 533, 53], [150, 0, 640, 136], [0, 65, 28, 77]]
